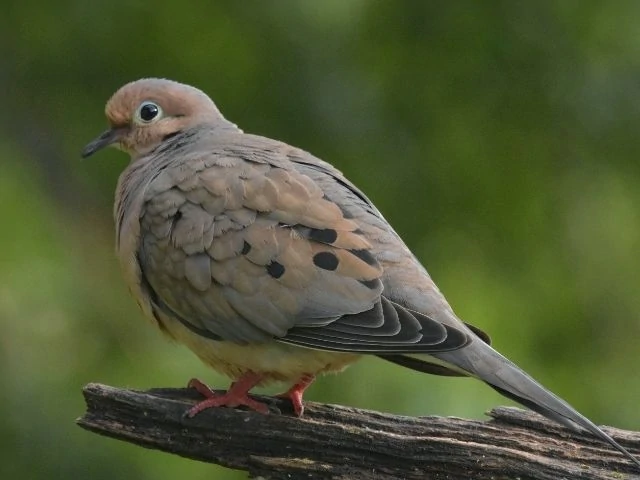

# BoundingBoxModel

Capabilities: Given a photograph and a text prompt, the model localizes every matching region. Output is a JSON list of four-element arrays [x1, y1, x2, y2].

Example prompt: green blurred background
[[2, 1, 640, 478]]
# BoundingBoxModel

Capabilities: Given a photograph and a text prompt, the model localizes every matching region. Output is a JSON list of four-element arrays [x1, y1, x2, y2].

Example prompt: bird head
[[81, 78, 237, 159]]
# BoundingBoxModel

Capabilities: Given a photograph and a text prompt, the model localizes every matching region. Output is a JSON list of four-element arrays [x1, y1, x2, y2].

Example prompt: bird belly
[[161, 316, 361, 384]]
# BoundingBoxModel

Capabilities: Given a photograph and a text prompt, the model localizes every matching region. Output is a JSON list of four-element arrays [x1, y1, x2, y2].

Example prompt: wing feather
[[136, 137, 472, 356]]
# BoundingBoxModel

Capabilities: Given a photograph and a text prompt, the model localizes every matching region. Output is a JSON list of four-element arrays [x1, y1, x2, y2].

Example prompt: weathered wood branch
[[77, 383, 640, 479]]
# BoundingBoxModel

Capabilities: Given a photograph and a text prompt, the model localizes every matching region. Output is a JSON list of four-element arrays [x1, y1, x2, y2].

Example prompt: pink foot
[[276, 374, 316, 417], [186, 372, 269, 417]]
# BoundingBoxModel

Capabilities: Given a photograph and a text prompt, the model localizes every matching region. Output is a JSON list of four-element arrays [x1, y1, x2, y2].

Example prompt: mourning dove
[[83, 78, 639, 468]]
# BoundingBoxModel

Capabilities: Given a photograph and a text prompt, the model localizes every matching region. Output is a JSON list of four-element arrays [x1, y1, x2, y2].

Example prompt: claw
[[276, 374, 316, 417], [186, 372, 268, 417]]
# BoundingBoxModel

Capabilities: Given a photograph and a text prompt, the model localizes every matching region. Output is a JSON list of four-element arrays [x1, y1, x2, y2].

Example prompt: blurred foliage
[[2, 1, 640, 478]]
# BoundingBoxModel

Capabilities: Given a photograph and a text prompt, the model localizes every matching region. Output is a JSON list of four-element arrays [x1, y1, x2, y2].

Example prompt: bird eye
[[135, 101, 163, 124]]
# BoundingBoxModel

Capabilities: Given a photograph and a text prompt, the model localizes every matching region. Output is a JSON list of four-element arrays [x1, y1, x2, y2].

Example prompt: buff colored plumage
[[82, 78, 639, 468]]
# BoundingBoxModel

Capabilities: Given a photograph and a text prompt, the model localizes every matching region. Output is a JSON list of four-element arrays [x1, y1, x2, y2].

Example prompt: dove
[[83, 78, 639, 468]]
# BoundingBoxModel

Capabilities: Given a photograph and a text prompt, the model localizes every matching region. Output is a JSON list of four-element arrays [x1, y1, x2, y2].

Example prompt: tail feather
[[396, 340, 640, 469]]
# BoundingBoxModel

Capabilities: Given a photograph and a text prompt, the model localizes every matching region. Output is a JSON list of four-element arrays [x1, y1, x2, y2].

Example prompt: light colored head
[[82, 78, 238, 159]]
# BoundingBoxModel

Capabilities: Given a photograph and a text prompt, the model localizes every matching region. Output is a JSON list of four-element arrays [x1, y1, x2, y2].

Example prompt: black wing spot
[[349, 248, 378, 266], [313, 251, 339, 271], [266, 261, 285, 279], [307, 228, 338, 244], [241, 241, 251, 255]]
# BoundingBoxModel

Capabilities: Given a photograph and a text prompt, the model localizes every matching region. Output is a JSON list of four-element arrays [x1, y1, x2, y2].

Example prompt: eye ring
[[135, 101, 163, 124]]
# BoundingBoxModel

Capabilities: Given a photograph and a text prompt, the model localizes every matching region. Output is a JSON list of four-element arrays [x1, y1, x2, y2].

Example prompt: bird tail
[[380, 340, 640, 468]]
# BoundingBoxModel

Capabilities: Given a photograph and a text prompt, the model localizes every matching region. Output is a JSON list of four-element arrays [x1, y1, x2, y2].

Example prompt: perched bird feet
[[276, 373, 316, 417], [185, 373, 269, 416]]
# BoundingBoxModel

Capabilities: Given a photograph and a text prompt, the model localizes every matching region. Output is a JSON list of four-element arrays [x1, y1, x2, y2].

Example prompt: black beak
[[81, 128, 125, 158]]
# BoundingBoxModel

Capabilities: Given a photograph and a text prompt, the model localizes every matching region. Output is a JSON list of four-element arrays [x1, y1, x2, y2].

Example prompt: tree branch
[[77, 383, 640, 479]]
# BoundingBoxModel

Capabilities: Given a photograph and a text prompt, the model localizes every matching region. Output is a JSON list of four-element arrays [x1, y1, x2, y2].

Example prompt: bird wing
[[135, 132, 471, 352]]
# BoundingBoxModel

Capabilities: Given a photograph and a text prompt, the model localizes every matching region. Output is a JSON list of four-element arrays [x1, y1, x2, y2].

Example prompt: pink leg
[[186, 372, 269, 417], [277, 374, 316, 417]]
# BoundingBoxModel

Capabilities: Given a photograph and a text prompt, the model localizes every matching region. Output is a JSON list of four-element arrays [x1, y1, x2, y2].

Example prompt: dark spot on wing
[[266, 261, 285, 279], [307, 228, 338, 244], [313, 251, 339, 271], [349, 248, 378, 266]]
